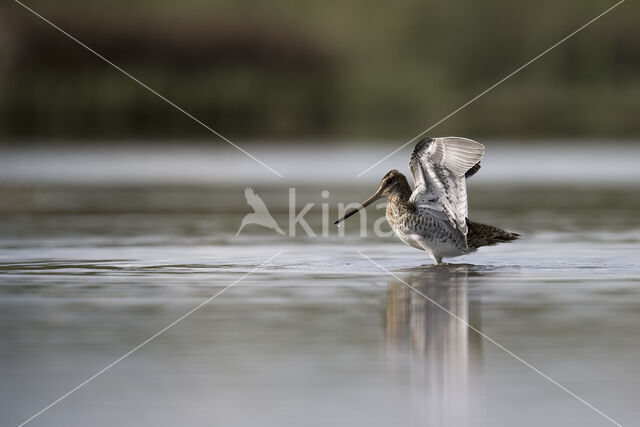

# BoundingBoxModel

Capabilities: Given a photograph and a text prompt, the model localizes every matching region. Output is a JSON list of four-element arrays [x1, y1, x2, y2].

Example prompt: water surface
[[1, 145, 639, 427]]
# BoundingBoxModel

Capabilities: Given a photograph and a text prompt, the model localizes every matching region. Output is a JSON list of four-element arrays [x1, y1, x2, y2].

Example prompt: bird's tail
[[466, 219, 520, 249]]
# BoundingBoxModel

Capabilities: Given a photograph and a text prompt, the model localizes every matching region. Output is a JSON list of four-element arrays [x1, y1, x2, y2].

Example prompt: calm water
[[1, 145, 640, 427]]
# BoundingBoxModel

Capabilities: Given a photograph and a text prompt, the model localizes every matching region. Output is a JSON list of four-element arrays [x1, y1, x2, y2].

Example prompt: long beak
[[334, 190, 382, 225]]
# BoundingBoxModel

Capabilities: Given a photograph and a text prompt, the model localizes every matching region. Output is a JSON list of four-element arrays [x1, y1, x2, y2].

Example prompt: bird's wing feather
[[244, 187, 270, 212], [465, 162, 481, 179], [408, 137, 485, 238]]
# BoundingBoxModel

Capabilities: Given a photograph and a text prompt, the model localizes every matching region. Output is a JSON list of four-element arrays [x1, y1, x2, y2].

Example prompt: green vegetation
[[0, 0, 638, 141]]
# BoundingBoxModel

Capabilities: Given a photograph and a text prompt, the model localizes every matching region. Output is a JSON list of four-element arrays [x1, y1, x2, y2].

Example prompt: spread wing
[[408, 137, 485, 239]]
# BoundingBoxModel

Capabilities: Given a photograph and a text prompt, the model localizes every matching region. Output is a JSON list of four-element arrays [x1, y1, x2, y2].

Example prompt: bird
[[334, 137, 519, 264], [236, 187, 285, 236]]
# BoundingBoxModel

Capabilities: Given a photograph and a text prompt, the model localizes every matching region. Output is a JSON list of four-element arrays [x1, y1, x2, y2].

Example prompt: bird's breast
[[386, 208, 468, 256], [385, 200, 409, 229]]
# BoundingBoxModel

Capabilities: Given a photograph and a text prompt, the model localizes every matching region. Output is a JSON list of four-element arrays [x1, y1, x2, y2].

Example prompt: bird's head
[[375, 169, 408, 197], [334, 169, 408, 225]]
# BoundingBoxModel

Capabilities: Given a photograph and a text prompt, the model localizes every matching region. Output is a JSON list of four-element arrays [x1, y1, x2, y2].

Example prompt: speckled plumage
[[334, 137, 520, 263], [383, 138, 519, 264]]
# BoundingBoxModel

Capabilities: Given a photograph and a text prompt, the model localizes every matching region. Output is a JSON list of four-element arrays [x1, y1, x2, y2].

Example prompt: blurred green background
[[0, 0, 638, 142]]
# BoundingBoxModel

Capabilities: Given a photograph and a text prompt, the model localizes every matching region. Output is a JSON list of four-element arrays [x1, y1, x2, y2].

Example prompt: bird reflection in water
[[386, 265, 483, 426]]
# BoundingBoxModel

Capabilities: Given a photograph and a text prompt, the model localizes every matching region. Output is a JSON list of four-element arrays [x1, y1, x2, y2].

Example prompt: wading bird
[[335, 137, 519, 264]]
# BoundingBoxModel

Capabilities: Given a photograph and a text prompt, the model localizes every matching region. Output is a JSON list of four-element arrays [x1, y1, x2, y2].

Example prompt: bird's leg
[[426, 250, 442, 265], [419, 244, 442, 265]]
